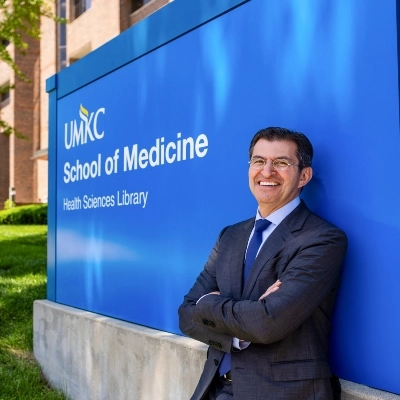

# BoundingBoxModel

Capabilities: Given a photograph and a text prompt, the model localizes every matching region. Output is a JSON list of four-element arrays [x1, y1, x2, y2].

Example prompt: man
[[178, 127, 347, 400]]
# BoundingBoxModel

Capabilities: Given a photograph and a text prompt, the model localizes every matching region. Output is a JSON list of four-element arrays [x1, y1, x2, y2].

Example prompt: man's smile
[[259, 181, 279, 186]]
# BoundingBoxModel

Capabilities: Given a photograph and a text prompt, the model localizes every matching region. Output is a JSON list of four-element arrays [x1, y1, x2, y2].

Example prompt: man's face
[[248, 139, 312, 217]]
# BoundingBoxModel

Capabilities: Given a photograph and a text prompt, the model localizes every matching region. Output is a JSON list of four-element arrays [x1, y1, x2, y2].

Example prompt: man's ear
[[298, 167, 313, 188]]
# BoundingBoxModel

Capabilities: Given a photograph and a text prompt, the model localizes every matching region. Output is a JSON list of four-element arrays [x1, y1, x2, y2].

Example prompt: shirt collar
[[256, 197, 300, 226]]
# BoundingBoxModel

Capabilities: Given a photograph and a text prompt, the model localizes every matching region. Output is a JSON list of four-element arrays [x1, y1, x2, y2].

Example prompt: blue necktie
[[219, 218, 272, 376], [243, 219, 272, 285]]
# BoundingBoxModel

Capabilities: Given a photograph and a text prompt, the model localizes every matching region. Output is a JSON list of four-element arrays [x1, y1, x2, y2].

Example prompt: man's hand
[[259, 279, 281, 300]]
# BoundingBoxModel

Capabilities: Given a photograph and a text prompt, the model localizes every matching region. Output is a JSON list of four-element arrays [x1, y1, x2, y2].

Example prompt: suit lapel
[[228, 218, 254, 300], [241, 201, 310, 299]]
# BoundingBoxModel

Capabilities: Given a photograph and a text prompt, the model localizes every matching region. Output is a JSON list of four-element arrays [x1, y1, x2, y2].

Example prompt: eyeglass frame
[[248, 156, 300, 171]]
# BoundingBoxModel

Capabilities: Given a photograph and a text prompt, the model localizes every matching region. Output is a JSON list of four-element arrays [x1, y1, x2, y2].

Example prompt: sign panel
[[52, 0, 400, 394]]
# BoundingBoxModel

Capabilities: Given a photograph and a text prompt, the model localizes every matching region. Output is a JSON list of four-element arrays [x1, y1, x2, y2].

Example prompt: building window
[[58, 0, 67, 70], [131, 0, 152, 13], [72, 0, 91, 20], [0, 83, 10, 108]]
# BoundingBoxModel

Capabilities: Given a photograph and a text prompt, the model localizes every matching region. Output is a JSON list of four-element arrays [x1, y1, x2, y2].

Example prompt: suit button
[[210, 322, 216, 328], [214, 359, 219, 366], [202, 319, 208, 325]]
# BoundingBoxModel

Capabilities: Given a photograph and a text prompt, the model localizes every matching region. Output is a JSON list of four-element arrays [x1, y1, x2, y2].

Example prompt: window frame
[[71, 0, 91, 21], [0, 82, 10, 108]]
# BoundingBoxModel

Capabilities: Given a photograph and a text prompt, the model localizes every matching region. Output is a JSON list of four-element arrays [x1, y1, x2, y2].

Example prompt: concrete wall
[[34, 300, 205, 400], [33, 300, 400, 400]]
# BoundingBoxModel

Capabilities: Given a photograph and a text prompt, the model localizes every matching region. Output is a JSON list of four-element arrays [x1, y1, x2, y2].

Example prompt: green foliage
[[3, 198, 16, 210], [0, 0, 57, 79], [0, 1, 65, 137], [0, 117, 27, 139], [0, 225, 67, 399], [0, 204, 47, 225]]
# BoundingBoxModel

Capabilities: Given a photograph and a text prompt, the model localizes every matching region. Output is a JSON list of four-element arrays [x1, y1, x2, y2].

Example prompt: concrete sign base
[[33, 300, 400, 400]]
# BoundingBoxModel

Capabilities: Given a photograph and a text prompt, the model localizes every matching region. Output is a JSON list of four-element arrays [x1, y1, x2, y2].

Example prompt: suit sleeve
[[178, 228, 234, 353], [190, 226, 348, 344]]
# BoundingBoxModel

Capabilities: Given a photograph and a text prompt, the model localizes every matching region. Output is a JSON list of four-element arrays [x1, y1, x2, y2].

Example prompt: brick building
[[0, 0, 170, 208]]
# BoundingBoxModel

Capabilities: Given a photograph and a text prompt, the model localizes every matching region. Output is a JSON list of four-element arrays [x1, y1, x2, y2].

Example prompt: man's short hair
[[248, 127, 313, 170]]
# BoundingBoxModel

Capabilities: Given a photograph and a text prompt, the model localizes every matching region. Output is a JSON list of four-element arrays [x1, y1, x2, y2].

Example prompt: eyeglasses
[[249, 157, 300, 171]]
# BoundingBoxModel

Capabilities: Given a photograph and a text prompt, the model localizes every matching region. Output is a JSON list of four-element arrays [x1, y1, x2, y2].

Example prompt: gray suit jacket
[[178, 201, 347, 400]]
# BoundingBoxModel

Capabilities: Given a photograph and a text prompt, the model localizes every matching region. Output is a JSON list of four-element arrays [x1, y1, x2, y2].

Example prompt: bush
[[3, 199, 16, 209], [0, 204, 47, 225]]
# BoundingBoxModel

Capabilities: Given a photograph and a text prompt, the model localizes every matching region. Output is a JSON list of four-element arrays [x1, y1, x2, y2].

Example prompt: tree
[[0, 0, 62, 137]]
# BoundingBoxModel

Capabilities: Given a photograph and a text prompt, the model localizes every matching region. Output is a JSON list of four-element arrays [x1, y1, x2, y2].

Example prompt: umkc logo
[[64, 104, 105, 149]]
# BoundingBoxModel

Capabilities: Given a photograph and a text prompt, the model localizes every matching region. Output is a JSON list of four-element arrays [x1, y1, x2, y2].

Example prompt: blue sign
[[48, 0, 400, 394]]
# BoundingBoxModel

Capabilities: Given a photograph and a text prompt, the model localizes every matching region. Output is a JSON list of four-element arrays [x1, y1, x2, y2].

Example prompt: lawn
[[0, 226, 66, 399]]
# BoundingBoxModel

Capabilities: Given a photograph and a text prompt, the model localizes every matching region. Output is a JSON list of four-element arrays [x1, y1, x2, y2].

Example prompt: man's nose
[[261, 161, 276, 174]]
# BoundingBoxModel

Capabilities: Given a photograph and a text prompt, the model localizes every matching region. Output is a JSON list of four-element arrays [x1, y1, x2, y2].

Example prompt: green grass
[[0, 226, 66, 400]]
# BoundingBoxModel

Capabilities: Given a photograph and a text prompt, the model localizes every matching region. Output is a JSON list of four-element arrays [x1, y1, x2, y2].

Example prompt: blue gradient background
[[53, 0, 400, 394]]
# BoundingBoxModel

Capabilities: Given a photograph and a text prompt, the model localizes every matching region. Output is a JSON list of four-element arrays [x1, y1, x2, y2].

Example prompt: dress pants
[[206, 375, 233, 400], [205, 374, 341, 399]]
